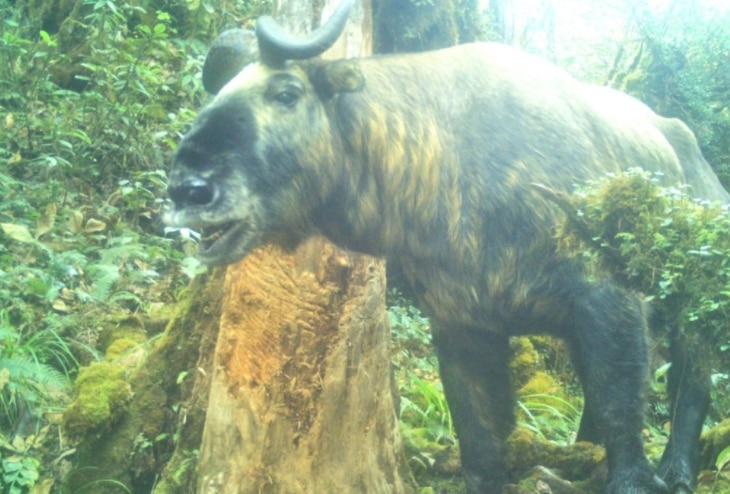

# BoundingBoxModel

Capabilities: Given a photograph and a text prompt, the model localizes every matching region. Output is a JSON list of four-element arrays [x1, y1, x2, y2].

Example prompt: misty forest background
[[2, 0, 730, 493]]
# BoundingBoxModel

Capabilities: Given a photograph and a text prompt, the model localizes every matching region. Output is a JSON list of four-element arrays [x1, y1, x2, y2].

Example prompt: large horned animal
[[165, 1, 729, 492]]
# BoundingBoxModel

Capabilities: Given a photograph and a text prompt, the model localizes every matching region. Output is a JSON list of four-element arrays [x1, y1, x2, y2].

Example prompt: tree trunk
[[196, 2, 415, 493]]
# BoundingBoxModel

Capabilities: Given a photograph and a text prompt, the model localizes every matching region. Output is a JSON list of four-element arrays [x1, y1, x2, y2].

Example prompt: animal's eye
[[266, 75, 304, 107], [274, 90, 299, 106]]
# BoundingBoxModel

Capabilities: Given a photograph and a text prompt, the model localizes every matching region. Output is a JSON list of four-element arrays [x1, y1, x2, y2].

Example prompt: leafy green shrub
[[560, 170, 729, 341], [556, 169, 730, 418], [0, 2, 216, 487], [0, 0, 278, 489], [0, 309, 71, 494], [388, 290, 437, 373], [0, 309, 72, 428], [0, 455, 40, 494]]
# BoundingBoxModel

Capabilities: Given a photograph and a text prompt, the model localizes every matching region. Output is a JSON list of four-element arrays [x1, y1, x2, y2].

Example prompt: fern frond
[[86, 264, 120, 302], [100, 236, 148, 265], [0, 356, 70, 394]]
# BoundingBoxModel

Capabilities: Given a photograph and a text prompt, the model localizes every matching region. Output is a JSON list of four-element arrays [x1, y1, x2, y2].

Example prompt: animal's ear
[[309, 61, 365, 100]]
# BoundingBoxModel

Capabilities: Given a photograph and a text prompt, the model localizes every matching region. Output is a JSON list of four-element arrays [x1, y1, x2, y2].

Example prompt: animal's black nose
[[168, 177, 215, 207]]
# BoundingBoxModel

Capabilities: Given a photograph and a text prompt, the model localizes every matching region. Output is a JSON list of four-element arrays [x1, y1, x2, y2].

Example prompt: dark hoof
[[669, 482, 693, 494], [657, 458, 696, 493], [606, 471, 669, 494], [463, 470, 507, 494]]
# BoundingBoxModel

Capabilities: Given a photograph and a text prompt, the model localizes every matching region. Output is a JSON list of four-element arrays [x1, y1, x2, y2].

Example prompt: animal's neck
[[315, 98, 456, 259]]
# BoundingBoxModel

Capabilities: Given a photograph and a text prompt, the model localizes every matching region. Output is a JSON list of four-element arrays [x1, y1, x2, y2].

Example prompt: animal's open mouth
[[163, 203, 258, 265], [198, 220, 247, 256], [200, 221, 235, 249]]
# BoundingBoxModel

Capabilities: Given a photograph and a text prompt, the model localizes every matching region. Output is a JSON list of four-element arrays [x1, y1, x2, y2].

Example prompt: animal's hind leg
[[657, 329, 710, 493], [576, 386, 602, 444], [566, 281, 668, 494], [432, 325, 514, 494]]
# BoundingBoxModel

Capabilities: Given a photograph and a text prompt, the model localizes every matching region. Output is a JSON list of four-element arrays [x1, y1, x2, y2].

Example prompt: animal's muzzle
[[168, 176, 215, 208]]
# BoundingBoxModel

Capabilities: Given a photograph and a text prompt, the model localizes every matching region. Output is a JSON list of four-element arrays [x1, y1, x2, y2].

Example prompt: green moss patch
[[63, 361, 132, 439]]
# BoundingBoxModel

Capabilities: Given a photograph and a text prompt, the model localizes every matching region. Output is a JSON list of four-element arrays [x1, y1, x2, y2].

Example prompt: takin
[[164, 1, 729, 492]]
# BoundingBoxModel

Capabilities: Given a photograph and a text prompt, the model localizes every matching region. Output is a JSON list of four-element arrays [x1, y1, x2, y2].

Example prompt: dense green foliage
[[0, 0, 269, 491]]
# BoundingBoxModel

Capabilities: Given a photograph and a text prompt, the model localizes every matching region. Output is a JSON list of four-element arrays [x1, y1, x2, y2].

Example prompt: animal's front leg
[[432, 325, 514, 493]]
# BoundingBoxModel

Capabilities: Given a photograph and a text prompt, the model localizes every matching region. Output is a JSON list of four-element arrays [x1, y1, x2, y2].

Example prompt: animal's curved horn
[[256, 0, 353, 67], [202, 28, 258, 95]]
